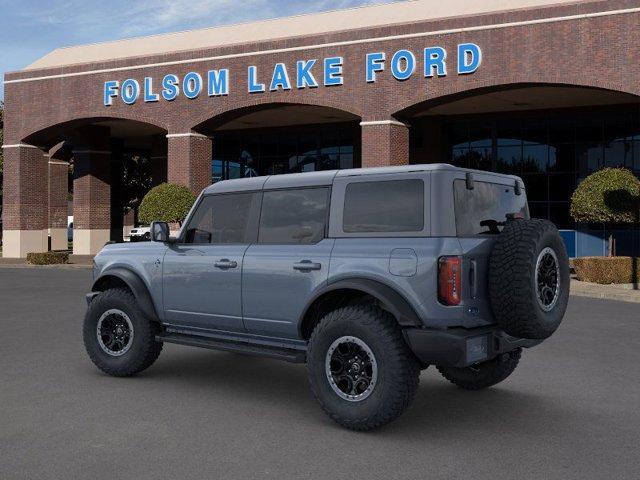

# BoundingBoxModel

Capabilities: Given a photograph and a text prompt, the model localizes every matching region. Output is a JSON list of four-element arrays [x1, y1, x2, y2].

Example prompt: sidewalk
[[0, 254, 93, 269], [571, 279, 640, 304]]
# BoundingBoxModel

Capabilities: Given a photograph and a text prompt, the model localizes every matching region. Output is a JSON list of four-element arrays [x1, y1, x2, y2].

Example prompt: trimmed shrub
[[570, 168, 640, 224], [138, 183, 196, 225], [573, 256, 640, 284], [27, 251, 69, 265]]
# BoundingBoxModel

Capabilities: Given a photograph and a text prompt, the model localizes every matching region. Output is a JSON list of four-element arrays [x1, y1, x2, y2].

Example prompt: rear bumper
[[403, 326, 541, 368]]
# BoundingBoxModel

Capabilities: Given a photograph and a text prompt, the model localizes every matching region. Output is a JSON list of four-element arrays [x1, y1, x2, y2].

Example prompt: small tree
[[138, 183, 196, 226], [121, 154, 152, 224], [570, 168, 640, 256]]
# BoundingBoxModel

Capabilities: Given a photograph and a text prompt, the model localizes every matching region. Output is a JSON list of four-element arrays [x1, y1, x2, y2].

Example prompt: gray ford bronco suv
[[84, 164, 570, 430]]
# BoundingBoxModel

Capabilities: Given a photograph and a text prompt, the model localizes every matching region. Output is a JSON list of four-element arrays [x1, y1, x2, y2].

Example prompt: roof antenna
[[465, 172, 474, 190]]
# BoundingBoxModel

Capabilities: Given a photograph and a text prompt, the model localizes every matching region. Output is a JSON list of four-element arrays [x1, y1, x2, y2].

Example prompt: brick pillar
[[167, 133, 212, 194], [73, 150, 111, 254], [48, 149, 69, 251], [151, 134, 168, 186], [110, 143, 124, 243], [360, 120, 410, 168], [70, 127, 112, 255], [1, 144, 49, 258]]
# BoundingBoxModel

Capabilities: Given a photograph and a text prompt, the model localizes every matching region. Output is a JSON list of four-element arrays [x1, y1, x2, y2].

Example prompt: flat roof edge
[[15, 0, 598, 74]]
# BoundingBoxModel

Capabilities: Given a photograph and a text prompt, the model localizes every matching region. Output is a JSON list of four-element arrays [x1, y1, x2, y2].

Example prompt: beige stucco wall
[[2, 230, 48, 258], [73, 229, 110, 256]]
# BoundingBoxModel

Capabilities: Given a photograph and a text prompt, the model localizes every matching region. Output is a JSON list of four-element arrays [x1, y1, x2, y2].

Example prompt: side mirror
[[151, 221, 170, 243]]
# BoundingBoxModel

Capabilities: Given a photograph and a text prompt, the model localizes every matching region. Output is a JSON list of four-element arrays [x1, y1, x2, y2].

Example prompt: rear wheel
[[83, 288, 162, 377], [437, 349, 521, 390], [307, 304, 420, 431]]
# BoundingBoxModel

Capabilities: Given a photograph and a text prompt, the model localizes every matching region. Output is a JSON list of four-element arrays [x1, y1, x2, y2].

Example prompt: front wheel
[[307, 305, 420, 431], [437, 348, 521, 390], [83, 288, 163, 377]]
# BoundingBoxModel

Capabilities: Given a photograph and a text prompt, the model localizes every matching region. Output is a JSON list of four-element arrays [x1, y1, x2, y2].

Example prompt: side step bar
[[156, 333, 307, 364]]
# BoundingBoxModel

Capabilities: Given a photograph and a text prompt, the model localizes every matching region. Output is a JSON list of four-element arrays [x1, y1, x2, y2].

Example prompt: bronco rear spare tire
[[488, 219, 570, 340]]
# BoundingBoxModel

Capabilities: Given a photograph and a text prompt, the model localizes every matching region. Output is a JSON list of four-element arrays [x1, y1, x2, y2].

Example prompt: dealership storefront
[[2, 0, 640, 257]]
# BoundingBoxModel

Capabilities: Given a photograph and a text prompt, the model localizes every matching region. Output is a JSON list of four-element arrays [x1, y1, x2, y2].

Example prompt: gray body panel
[[92, 241, 167, 320], [162, 243, 249, 332], [242, 239, 334, 338], [92, 164, 526, 344]]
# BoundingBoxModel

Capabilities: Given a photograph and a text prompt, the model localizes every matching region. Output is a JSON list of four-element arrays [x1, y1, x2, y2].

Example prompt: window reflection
[[211, 123, 358, 183], [443, 106, 640, 229]]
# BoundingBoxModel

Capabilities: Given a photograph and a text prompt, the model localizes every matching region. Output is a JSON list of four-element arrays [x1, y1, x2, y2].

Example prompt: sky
[[0, 0, 400, 100]]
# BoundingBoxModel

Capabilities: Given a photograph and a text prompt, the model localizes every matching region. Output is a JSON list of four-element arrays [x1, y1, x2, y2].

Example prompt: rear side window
[[343, 179, 424, 233], [184, 193, 259, 244], [454, 180, 530, 236], [259, 188, 330, 244]]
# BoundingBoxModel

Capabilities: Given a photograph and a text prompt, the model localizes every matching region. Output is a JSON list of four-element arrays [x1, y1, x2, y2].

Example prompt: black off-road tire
[[83, 288, 163, 377], [489, 219, 570, 340], [307, 305, 420, 431], [437, 348, 521, 390]]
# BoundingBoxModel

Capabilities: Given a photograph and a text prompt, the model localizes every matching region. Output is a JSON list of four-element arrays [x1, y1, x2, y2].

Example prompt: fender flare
[[92, 267, 159, 322], [299, 278, 422, 329]]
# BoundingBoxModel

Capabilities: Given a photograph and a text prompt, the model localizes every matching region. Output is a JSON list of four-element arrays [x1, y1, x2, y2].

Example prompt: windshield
[[453, 179, 529, 236]]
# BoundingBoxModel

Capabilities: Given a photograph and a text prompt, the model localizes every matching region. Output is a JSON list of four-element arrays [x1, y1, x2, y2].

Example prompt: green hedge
[[138, 183, 196, 225], [570, 168, 640, 224], [573, 256, 640, 284], [27, 251, 69, 265]]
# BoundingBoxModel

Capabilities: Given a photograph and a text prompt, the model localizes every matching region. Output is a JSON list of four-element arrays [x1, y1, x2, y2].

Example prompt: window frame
[[329, 173, 431, 238], [256, 186, 332, 245], [177, 191, 262, 246]]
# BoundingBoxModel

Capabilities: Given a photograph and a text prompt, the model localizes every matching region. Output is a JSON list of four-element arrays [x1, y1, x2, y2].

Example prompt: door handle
[[293, 260, 322, 272], [214, 259, 238, 269]]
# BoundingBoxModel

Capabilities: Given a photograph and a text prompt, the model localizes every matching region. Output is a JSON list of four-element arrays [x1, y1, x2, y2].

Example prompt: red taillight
[[438, 256, 462, 306]]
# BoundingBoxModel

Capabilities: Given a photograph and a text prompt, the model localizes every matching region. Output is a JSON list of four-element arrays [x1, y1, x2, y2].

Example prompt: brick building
[[3, 0, 640, 257]]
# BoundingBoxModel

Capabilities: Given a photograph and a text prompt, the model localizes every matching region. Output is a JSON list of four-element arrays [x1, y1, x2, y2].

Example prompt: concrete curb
[[0, 263, 92, 270], [571, 279, 640, 304]]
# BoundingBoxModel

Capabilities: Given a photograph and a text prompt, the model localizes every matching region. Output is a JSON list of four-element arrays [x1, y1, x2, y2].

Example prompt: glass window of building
[[433, 105, 640, 229], [211, 123, 359, 183]]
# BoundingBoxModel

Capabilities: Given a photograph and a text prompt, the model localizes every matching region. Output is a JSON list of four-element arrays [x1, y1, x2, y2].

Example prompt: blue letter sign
[[103, 44, 483, 106], [457, 43, 482, 75]]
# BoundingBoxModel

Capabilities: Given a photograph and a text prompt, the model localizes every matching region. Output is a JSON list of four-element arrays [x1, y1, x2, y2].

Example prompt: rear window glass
[[343, 180, 424, 233], [454, 180, 529, 236]]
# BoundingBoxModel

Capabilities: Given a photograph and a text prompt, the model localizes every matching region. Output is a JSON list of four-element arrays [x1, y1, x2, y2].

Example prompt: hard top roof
[[203, 164, 521, 194]]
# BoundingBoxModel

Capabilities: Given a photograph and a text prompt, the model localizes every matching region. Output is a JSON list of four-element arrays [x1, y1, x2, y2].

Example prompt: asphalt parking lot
[[1, 268, 639, 480]]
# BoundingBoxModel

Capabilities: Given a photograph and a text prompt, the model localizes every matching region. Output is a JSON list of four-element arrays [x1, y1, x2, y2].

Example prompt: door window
[[258, 188, 330, 244], [183, 193, 260, 244]]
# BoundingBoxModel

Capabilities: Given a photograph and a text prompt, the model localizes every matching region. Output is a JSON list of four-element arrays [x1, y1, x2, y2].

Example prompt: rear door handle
[[293, 260, 322, 272], [214, 259, 238, 269]]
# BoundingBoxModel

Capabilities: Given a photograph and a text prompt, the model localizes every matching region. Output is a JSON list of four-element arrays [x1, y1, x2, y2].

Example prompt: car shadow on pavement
[[387, 380, 571, 437], [118, 346, 574, 436]]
